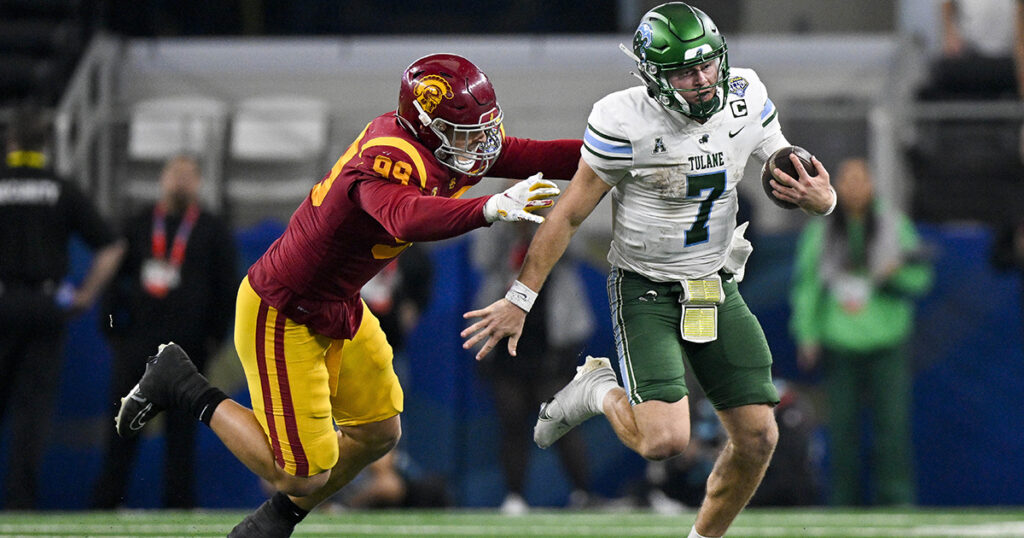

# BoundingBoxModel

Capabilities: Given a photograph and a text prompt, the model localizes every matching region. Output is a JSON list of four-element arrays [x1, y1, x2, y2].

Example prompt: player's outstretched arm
[[770, 154, 836, 216], [462, 158, 610, 359]]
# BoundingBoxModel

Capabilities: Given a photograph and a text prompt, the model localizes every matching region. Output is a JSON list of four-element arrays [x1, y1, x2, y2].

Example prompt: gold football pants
[[234, 277, 403, 477]]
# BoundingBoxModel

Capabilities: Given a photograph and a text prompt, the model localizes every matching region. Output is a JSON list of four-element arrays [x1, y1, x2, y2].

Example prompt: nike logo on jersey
[[728, 127, 745, 138]]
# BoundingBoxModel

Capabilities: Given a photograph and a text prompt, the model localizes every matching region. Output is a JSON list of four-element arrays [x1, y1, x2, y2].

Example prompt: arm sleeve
[[487, 136, 582, 180], [789, 222, 826, 345], [353, 178, 490, 242]]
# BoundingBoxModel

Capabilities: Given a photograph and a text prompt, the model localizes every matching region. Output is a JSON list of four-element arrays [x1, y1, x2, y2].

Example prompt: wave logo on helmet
[[413, 75, 454, 114], [635, 22, 654, 58], [630, 22, 655, 61]]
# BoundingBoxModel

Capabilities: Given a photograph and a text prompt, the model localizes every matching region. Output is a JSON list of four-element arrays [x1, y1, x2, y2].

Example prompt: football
[[761, 146, 815, 210]]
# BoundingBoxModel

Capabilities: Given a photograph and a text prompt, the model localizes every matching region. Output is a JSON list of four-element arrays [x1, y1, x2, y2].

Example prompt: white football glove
[[482, 173, 560, 224]]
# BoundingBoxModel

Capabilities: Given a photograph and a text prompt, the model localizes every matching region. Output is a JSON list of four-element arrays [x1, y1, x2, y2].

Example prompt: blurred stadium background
[[1, 0, 1022, 529]]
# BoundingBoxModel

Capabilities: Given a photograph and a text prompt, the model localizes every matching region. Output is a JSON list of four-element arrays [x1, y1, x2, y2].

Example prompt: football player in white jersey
[[463, 3, 835, 537]]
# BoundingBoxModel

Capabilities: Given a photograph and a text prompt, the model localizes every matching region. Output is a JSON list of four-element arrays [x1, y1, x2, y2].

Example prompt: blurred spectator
[[91, 155, 236, 509], [789, 157, 933, 506], [471, 218, 597, 513], [919, 0, 1024, 100], [0, 105, 124, 508]]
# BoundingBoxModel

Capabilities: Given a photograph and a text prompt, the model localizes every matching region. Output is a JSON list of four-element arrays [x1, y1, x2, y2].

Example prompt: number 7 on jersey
[[684, 171, 726, 247]]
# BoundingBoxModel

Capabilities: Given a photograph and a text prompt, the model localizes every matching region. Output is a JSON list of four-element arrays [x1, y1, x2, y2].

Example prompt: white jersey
[[582, 67, 788, 282]]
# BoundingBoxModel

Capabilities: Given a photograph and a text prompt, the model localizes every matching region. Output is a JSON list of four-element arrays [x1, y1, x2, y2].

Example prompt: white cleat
[[534, 356, 617, 449]]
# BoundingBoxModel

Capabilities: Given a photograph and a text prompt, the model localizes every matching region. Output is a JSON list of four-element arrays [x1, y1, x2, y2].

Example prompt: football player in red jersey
[[113, 53, 582, 537]]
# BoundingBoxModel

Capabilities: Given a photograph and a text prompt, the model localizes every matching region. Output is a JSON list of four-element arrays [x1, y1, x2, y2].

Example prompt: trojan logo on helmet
[[413, 75, 453, 115]]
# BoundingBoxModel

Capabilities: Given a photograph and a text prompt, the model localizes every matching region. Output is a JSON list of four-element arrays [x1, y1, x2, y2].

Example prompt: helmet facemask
[[411, 98, 503, 177], [646, 53, 728, 119]]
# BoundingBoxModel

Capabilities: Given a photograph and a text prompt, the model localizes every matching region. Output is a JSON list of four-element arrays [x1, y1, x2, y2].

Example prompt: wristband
[[504, 280, 538, 312]]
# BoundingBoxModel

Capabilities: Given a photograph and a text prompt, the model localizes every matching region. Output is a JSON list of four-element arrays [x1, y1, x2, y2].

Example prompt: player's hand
[[771, 155, 835, 215], [461, 299, 528, 360], [482, 173, 560, 224]]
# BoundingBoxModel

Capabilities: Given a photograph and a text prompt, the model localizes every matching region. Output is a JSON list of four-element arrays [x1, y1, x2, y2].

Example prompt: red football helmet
[[397, 53, 503, 176]]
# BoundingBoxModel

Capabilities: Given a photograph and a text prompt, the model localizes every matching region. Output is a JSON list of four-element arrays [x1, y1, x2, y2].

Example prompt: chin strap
[[412, 100, 433, 127], [619, 42, 642, 63]]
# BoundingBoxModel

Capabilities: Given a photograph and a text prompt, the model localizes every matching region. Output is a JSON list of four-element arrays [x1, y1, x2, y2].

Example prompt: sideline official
[[0, 105, 125, 509], [91, 155, 237, 509]]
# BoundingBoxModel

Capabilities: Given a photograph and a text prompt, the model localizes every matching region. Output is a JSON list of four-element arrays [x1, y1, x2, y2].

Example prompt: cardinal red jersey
[[247, 112, 581, 339]]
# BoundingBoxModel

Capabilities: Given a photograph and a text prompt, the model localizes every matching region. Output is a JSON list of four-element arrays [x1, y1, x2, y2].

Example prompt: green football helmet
[[625, 2, 730, 119]]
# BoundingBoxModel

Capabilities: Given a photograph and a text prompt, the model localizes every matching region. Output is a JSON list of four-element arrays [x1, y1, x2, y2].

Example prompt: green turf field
[[0, 508, 1022, 537]]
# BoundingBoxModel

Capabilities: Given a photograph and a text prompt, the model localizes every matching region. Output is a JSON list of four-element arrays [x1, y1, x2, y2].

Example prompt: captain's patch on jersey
[[728, 76, 749, 97], [730, 99, 748, 118]]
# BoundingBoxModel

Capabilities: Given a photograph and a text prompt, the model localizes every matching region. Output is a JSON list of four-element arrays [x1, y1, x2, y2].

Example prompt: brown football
[[761, 146, 815, 210]]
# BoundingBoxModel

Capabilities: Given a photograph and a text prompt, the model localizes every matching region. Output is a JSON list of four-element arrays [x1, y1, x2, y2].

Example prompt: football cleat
[[534, 356, 617, 449], [228, 498, 298, 538], [114, 342, 199, 438]]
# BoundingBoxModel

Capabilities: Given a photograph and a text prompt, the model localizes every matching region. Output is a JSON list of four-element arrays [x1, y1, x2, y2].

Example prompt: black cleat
[[227, 497, 298, 538], [114, 342, 200, 438]]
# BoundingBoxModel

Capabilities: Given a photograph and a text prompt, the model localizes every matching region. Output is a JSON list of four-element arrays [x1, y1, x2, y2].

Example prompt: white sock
[[688, 526, 715, 538], [591, 379, 617, 415]]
